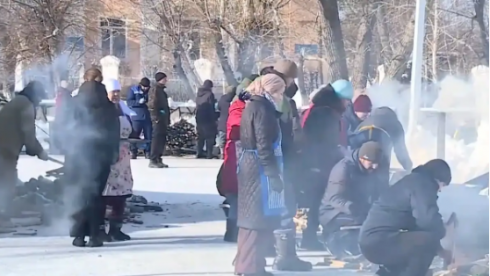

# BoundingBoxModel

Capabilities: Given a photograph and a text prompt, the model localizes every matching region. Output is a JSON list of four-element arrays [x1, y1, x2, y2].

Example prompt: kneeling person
[[359, 159, 453, 276], [318, 141, 382, 256]]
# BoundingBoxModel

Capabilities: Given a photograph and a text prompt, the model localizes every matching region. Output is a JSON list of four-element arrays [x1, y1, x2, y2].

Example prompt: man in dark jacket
[[195, 79, 218, 159], [148, 72, 171, 168], [126, 77, 152, 159], [216, 86, 236, 158], [359, 159, 453, 276], [319, 141, 382, 256], [350, 107, 413, 199], [300, 84, 346, 250]]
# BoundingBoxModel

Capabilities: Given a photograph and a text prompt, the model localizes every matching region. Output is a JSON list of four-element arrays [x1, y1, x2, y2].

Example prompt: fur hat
[[273, 60, 298, 79]]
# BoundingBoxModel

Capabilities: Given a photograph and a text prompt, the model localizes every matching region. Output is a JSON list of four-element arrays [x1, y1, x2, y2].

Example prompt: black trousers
[[130, 120, 152, 154], [150, 119, 167, 161], [303, 172, 326, 238], [196, 137, 216, 158], [360, 231, 439, 276], [70, 163, 111, 238]]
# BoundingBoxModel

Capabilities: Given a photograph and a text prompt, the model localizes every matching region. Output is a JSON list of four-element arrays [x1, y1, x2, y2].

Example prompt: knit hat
[[203, 79, 213, 89], [139, 77, 150, 87], [353, 95, 372, 112], [154, 72, 167, 82], [103, 78, 121, 92], [331, 79, 354, 100], [358, 141, 382, 163], [423, 159, 452, 184], [273, 60, 298, 79]]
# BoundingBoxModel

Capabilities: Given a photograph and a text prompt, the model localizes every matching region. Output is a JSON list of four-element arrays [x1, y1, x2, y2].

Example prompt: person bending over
[[359, 159, 453, 276]]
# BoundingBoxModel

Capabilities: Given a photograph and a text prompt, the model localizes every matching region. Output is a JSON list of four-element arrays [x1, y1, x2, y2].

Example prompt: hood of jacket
[[311, 84, 345, 114], [197, 87, 213, 98]]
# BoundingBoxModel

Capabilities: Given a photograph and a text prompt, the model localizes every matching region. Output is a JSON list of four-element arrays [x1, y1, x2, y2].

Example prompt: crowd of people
[[215, 59, 455, 276], [0, 59, 455, 276]]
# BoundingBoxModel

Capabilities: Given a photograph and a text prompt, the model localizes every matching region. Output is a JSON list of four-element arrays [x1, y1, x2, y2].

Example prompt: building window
[[100, 18, 127, 59], [294, 44, 318, 55], [65, 36, 84, 52]]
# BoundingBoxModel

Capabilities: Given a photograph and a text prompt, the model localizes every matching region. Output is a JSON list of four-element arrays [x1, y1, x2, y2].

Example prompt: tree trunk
[[351, 6, 377, 90], [376, 2, 393, 64], [172, 50, 195, 100], [473, 0, 489, 64], [297, 55, 307, 97], [211, 26, 238, 86], [319, 0, 349, 81], [431, 0, 439, 81], [385, 12, 416, 79], [237, 36, 257, 77]]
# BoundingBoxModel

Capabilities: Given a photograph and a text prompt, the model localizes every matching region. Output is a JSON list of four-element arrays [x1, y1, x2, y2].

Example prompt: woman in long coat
[[100, 78, 134, 241], [234, 74, 286, 276], [66, 68, 120, 248]]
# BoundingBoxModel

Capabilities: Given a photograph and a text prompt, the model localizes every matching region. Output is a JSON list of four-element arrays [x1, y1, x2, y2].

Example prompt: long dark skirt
[[234, 228, 271, 274], [104, 196, 127, 220]]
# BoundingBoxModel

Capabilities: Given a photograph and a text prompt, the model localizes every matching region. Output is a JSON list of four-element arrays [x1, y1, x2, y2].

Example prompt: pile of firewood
[[166, 119, 197, 153]]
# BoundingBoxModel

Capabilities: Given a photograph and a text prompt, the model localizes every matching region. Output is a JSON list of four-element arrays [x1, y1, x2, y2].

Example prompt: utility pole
[[407, 0, 427, 139]]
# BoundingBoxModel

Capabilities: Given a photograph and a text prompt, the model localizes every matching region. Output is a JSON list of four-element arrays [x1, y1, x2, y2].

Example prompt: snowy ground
[[1, 156, 368, 276]]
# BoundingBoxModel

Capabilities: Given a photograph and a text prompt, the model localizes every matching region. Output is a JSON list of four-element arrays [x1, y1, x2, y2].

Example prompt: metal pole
[[407, 0, 427, 139]]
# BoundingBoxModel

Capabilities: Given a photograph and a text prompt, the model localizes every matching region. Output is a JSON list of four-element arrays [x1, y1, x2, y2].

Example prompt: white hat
[[103, 78, 121, 92]]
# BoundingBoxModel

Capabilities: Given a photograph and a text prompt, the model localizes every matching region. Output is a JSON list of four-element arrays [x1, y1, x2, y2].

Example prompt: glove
[[268, 176, 284, 193], [138, 98, 146, 104], [37, 150, 49, 161]]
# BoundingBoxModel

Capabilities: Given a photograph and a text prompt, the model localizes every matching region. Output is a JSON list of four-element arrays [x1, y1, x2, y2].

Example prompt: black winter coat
[[195, 87, 218, 138], [217, 91, 235, 132], [354, 107, 412, 171], [64, 81, 120, 193], [302, 84, 345, 180], [237, 95, 281, 230], [319, 150, 375, 227], [148, 84, 170, 126], [359, 165, 446, 245]]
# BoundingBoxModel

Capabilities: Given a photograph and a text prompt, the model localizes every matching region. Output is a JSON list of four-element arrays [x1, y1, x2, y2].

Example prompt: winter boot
[[144, 152, 150, 159], [108, 220, 131, 241], [149, 160, 164, 168], [87, 236, 104, 247], [223, 219, 238, 243], [272, 230, 312, 271], [72, 237, 86, 247]]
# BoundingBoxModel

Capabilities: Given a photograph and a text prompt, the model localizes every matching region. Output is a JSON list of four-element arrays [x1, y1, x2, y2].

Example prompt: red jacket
[[221, 100, 246, 195]]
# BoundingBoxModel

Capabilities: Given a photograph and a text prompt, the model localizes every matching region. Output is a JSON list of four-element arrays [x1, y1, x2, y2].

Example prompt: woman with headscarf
[[218, 74, 258, 243], [195, 79, 218, 159], [233, 71, 287, 276], [98, 78, 134, 241], [299, 79, 353, 250], [67, 68, 120, 247]]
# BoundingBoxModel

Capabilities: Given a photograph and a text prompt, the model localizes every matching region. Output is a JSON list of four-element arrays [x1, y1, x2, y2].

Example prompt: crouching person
[[359, 159, 453, 276], [100, 79, 134, 241], [319, 141, 382, 257]]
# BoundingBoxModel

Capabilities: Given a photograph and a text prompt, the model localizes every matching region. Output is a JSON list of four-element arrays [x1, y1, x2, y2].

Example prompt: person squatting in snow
[[232, 59, 312, 276], [0, 81, 49, 216], [63, 68, 121, 248]]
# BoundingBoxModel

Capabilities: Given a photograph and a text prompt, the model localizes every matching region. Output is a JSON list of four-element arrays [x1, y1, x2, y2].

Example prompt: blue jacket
[[126, 85, 151, 121]]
